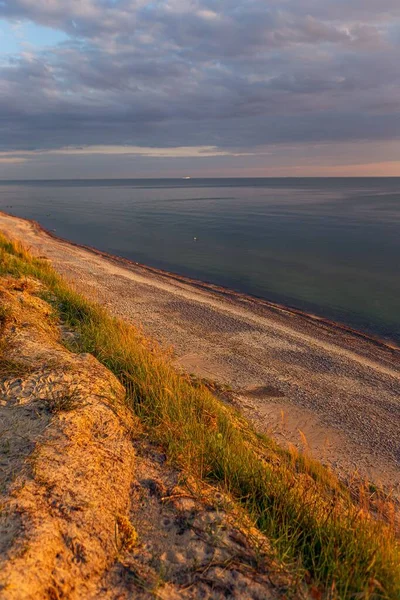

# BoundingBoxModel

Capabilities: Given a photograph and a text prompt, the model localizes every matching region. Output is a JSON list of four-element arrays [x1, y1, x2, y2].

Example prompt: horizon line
[[1, 175, 400, 182]]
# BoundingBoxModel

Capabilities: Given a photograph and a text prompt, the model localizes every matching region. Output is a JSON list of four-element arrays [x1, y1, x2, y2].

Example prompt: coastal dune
[[1, 211, 400, 492]]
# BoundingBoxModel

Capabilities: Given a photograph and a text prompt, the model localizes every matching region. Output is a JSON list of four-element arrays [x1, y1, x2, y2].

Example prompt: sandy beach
[[1, 210, 400, 493]]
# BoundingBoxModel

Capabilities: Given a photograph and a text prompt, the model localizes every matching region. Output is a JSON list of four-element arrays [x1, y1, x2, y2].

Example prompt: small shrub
[[115, 515, 138, 552], [0, 357, 33, 378], [43, 388, 81, 413], [0, 304, 11, 327]]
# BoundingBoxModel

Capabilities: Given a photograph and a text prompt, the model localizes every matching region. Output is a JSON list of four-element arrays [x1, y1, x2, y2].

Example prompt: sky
[[0, 0, 399, 179]]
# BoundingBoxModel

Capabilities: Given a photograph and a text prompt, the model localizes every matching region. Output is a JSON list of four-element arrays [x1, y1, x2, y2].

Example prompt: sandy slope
[[0, 277, 136, 598], [1, 211, 400, 493], [0, 277, 292, 599]]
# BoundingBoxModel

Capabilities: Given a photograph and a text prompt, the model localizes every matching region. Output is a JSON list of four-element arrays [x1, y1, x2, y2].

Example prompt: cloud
[[1, 139, 399, 179], [0, 145, 256, 159], [0, 156, 26, 164], [0, 0, 399, 168]]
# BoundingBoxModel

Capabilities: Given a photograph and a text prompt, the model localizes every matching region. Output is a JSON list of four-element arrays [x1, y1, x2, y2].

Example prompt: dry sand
[[1, 211, 400, 493]]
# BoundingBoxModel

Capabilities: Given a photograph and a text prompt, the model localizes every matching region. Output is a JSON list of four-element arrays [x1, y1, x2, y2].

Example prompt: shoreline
[[3, 210, 400, 354], [1, 209, 400, 493], [2, 220, 398, 599]]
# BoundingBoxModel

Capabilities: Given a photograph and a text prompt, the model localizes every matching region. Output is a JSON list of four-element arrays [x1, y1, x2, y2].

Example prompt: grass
[[43, 388, 82, 414], [1, 233, 399, 599], [0, 357, 33, 378], [0, 304, 11, 326]]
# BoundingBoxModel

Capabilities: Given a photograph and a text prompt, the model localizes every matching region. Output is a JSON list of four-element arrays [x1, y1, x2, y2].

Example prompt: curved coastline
[[2, 209, 399, 354], [2, 208, 400, 494]]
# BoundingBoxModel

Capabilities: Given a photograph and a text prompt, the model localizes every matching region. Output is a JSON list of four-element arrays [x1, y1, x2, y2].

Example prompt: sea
[[0, 177, 399, 344]]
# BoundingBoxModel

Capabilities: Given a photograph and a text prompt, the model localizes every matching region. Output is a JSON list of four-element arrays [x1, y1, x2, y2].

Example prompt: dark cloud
[[0, 0, 399, 159]]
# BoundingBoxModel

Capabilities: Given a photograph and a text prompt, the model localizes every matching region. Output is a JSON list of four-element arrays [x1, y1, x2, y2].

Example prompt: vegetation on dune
[[0, 233, 399, 599]]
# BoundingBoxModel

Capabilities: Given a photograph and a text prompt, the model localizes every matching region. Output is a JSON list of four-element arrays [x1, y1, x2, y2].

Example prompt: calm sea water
[[0, 178, 399, 343]]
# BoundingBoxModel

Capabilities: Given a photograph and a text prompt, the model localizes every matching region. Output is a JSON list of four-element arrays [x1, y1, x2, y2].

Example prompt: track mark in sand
[[244, 385, 286, 399]]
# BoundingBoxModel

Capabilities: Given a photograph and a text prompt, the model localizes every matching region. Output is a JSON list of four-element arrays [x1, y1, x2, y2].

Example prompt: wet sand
[[1, 211, 400, 492]]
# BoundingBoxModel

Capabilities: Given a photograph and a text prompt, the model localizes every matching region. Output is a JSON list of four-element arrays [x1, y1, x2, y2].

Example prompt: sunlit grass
[[1, 233, 399, 599]]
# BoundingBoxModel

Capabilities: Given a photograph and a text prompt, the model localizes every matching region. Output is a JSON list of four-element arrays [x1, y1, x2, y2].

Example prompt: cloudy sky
[[0, 0, 399, 178]]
